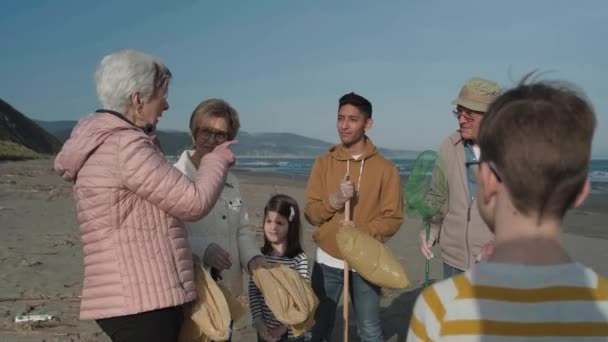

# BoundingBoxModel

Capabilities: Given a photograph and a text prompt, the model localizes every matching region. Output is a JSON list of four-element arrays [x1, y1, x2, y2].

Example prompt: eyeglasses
[[197, 127, 229, 143], [452, 106, 484, 121], [465, 160, 503, 183]]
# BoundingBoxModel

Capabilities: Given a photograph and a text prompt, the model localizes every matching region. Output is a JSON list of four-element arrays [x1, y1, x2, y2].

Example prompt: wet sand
[[1, 159, 607, 341]]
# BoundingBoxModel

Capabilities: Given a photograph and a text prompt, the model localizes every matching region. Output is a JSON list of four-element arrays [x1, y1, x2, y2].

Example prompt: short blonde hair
[[189, 99, 240, 140]]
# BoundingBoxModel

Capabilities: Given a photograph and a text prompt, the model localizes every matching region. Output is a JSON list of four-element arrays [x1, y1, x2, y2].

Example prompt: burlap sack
[[336, 225, 410, 289], [252, 264, 318, 337], [216, 282, 248, 325], [179, 258, 231, 342]]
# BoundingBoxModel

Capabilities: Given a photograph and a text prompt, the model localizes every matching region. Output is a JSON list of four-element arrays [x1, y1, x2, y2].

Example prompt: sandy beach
[[1, 159, 608, 341]]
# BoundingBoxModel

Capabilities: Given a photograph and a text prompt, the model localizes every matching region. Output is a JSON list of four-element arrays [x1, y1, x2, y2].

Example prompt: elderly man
[[418, 77, 501, 278]]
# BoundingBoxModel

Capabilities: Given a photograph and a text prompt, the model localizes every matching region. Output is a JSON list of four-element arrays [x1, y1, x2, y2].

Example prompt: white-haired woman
[[174, 99, 266, 332], [54, 49, 236, 342]]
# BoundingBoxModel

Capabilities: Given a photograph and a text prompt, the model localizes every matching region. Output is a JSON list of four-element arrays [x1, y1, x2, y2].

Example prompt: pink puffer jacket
[[55, 112, 231, 320]]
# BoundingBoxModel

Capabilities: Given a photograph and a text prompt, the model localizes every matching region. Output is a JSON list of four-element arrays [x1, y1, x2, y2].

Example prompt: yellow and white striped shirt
[[408, 262, 608, 341]]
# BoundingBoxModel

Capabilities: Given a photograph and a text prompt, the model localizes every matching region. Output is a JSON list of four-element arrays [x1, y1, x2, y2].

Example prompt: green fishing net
[[403, 150, 447, 287]]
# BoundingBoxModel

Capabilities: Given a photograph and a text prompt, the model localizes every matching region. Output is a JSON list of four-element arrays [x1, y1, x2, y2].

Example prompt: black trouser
[[257, 333, 305, 342], [96, 306, 183, 342]]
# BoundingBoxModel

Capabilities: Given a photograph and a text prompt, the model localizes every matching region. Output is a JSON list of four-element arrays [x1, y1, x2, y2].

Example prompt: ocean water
[[166, 156, 608, 194]]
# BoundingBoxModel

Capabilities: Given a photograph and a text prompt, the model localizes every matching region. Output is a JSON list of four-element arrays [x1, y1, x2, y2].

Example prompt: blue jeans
[[310, 262, 383, 342], [443, 262, 464, 279]]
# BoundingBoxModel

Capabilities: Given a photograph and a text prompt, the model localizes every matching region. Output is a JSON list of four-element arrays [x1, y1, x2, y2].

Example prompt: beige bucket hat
[[452, 77, 501, 112]]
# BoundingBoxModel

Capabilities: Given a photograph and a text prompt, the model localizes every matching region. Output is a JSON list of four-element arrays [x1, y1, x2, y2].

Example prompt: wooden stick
[[343, 199, 351, 342]]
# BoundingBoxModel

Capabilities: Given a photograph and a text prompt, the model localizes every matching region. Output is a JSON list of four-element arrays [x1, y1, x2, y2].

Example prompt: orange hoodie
[[304, 137, 404, 259]]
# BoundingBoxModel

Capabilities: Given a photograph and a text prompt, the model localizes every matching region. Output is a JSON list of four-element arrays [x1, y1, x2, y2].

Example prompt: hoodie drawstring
[[345, 158, 365, 192]]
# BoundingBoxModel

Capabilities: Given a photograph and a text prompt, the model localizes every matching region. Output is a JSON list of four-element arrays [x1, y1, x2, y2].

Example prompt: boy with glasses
[[418, 78, 501, 278], [408, 77, 607, 341]]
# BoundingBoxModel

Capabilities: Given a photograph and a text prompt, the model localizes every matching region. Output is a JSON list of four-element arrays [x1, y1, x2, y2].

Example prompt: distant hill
[[0, 99, 62, 159], [36, 119, 418, 158], [232, 131, 332, 157], [33, 120, 76, 142], [231, 131, 418, 158], [0, 140, 42, 161]]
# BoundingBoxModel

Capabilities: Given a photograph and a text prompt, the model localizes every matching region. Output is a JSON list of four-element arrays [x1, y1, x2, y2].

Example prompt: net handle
[[343, 198, 350, 342]]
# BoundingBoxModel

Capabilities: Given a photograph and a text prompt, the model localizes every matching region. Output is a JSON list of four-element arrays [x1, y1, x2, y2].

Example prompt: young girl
[[248, 194, 309, 342]]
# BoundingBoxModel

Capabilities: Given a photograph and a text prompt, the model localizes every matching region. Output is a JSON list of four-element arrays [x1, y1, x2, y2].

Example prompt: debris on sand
[[52, 239, 76, 248], [19, 258, 43, 267], [46, 185, 73, 201], [14, 314, 54, 323]]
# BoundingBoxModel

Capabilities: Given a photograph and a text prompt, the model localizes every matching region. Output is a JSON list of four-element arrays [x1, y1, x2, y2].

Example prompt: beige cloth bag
[[217, 282, 248, 327], [252, 264, 318, 337], [179, 258, 232, 342], [336, 224, 410, 289]]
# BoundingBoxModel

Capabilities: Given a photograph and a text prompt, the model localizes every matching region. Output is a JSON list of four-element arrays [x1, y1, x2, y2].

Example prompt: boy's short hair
[[478, 75, 596, 219], [339, 92, 372, 119]]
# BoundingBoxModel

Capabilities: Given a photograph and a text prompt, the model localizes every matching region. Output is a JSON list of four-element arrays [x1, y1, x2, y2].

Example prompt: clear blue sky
[[2, 0, 607, 156]]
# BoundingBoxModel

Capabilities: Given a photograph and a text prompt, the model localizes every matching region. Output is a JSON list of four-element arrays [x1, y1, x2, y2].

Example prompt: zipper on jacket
[[465, 199, 473, 270]]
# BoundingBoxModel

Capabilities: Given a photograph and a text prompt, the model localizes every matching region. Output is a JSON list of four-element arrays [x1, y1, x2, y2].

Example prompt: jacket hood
[[328, 136, 378, 161], [54, 112, 139, 181]]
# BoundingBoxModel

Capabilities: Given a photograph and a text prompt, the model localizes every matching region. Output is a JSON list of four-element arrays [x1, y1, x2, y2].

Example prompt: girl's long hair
[[261, 194, 303, 258]]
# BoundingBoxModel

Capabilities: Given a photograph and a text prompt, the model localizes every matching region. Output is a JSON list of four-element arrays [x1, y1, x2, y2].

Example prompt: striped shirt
[[408, 262, 608, 342], [248, 252, 310, 340]]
